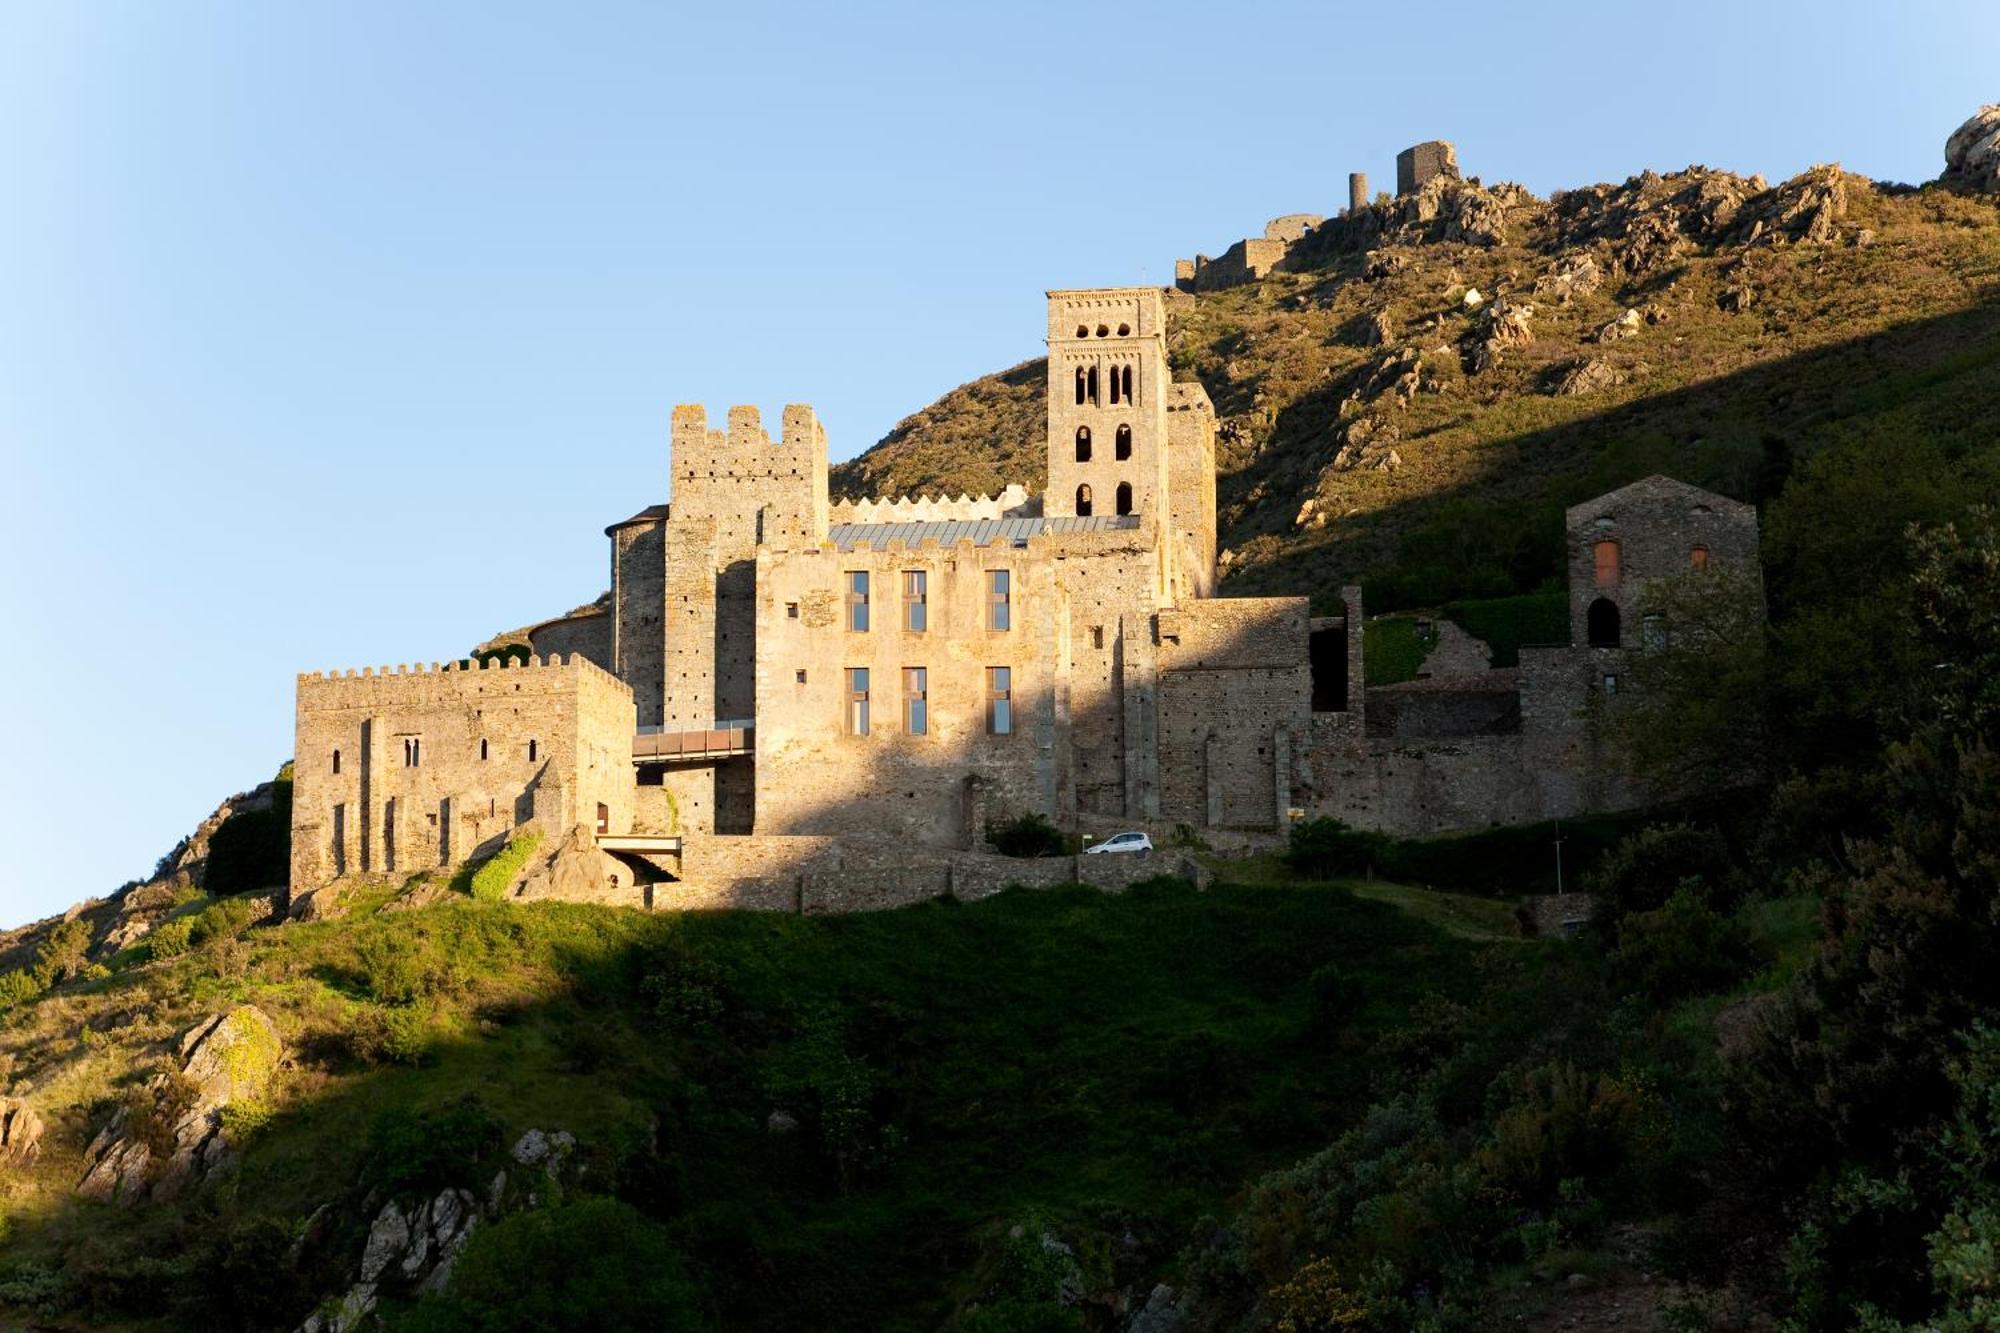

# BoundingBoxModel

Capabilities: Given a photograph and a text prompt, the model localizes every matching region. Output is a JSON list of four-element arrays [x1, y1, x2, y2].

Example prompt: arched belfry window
[[1074, 367, 1087, 405], [1115, 424, 1133, 460], [1121, 364, 1133, 401], [1587, 597, 1621, 648], [1109, 364, 1122, 405], [1087, 365, 1100, 405], [1076, 484, 1093, 517], [1075, 426, 1092, 462], [1115, 481, 1133, 516]]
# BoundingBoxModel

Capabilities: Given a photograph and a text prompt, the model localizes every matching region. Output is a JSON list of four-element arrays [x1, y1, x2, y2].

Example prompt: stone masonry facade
[[290, 282, 1761, 912]]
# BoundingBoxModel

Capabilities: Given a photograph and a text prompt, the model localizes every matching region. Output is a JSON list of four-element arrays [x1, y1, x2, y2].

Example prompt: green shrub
[[1284, 819, 1389, 879], [147, 918, 194, 960], [367, 1096, 504, 1194], [641, 940, 727, 1030], [989, 813, 1070, 859], [1613, 887, 1756, 1002], [1441, 589, 1570, 667], [460, 832, 543, 901], [189, 896, 256, 947], [0, 970, 42, 1011], [1361, 618, 1427, 687], [1587, 822, 1740, 921], [390, 1198, 707, 1333]]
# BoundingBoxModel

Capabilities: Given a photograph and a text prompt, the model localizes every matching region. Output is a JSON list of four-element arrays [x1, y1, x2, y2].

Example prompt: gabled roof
[[1566, 475, 1754, 521]]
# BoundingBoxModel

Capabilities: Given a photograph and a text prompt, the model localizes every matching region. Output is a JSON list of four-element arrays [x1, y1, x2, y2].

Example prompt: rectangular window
[[786, 601, 799, 619], [846, 667, 870, 735], [903, 570, 927, 632], [1602, 673, 1619, 696], [987, 666, 1013, 735], [903, 667, 927, 735], [987, 569, 1011, 631], [845, 571, 870, 632]]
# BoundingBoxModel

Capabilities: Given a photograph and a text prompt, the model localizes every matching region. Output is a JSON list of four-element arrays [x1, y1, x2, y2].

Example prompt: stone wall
[[1566, 475, 1761, 646], [1364, 673, 1521, 739], [610, 512, 666, 727], [1156, 598, 1312, 829], [289, 655, 636, 897], [1165, 384, 1218, 603]]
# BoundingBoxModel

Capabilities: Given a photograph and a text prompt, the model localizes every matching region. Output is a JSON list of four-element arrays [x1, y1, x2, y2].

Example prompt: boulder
[[288, 883, 350, 922], [1553, 359, 1627, 396], [1593, 308, 1645, 343], [1534, 251, 1604, 303], [1945, 105, 2000, 192], [0, 1098, 44, 1168], [509, 825, 634, 905]]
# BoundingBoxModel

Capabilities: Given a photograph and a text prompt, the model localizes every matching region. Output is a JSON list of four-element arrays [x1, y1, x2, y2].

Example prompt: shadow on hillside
[[1213, 298, 2000, 610], [5, 874, 1483, 1332]]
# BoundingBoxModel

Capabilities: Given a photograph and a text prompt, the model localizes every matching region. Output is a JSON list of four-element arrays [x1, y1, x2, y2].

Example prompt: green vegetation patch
[[457, 832, 543, 901]]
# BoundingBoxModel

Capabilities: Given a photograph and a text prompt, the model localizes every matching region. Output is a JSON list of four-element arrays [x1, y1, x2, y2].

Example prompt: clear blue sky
[[0, 0, 1986, 926]]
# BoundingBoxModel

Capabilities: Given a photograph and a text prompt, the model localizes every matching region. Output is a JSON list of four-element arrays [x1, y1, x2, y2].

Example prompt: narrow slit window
[[903, 666, 927, 735], [987, 568, 1012, 631], [332, 749, 341, 775], [846, 667, 871, 735], [846, 570, 870, 632], [987, 666, 1013, 735], [527, 738, 538, 763], [903, 570, 927, 632], [1074, 367, 1087, 405], [1121, 364, 1133, 401], [479, 738, 488, 761]]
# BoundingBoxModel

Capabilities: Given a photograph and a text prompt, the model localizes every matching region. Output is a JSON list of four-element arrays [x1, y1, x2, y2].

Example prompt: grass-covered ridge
[[0, 876, 1491, 1331]]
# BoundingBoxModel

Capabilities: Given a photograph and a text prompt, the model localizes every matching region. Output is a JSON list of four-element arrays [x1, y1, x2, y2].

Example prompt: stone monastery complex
[[290, 284, 1759, 912]]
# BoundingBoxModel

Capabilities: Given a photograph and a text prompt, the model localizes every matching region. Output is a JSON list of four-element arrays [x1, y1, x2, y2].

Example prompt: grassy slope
[[830, 176, 2000, 614], [0, 876, 1487, 1332]]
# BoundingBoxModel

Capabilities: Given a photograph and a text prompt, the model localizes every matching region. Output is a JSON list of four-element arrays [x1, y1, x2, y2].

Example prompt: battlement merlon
[[1046, 287, 1169, 343], [669, 403, 828, 467]]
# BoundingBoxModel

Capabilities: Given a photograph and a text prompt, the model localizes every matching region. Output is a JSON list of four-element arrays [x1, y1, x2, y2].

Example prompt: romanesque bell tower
[[1044, 288, 1172, 526]]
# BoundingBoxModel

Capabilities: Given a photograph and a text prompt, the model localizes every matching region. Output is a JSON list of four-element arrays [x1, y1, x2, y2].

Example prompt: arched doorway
[[1587, 597, 1621, 648]]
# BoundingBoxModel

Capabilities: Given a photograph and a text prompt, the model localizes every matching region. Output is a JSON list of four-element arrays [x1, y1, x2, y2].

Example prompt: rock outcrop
[[77, 1005, 283, 1204], [509, 824, 636, 905], [297, 1128, 579, 1332], [1945, 105, 2000, 193], [0, 1097, 44, 1168]]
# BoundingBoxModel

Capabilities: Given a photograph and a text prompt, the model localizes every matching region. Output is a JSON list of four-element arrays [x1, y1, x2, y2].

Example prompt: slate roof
[[826, 515, 1139, 551]]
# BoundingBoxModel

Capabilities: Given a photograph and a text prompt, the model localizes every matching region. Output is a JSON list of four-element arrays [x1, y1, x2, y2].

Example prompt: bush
[[0, 971, 42, 1011], [1612, 887, 1756, 1002], [390, 1197, 707, 1333], [1587, 823, 1740, 922], [988, 813, 1070, 859], [367, 1096, 504, 1194], [1283, 819, 1389, 879], [147, 918, 194, 960], [459, 832, 543, 901], [30, 918, 93, 987], [189, 896, 256, 947]]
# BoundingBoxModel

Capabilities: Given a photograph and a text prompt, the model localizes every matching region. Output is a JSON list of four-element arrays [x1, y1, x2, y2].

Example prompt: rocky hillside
[[832, 143, 2000, 614]]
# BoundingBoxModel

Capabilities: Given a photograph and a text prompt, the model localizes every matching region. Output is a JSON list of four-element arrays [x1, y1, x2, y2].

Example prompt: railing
[[633, 720, 754, 762]]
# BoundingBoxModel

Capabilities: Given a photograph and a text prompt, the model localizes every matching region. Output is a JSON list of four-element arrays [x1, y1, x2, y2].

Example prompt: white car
[[1085, 831, 1153, 856]]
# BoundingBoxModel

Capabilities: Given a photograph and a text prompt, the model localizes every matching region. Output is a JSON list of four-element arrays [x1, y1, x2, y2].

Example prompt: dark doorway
[[1587, 597, 1622, 648]]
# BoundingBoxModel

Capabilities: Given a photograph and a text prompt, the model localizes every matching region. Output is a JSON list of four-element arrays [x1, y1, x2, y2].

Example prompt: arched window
[[1095, 324, 1109, 337], [1593, 539, 1621, 588], [332, 749, 341, 775], [1690, 544, 1711, 571], [1115, 424, 1132, 460], [479, 738, 488, 761], [1587, 597, 1622, 648], [1074, 367, 1087, 405], [1076, 484, 1093, 517], [1074, 324, 1088, 338], [1087, 365, 1100, 405], [527, 738, 539, 763], [1121, 365, 1133, 401], [1115, 481, 1133, 516], [1117, 323, 1130, 336], [1109, 364, 1121, 404], [1074, 426, 1091, 461]]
